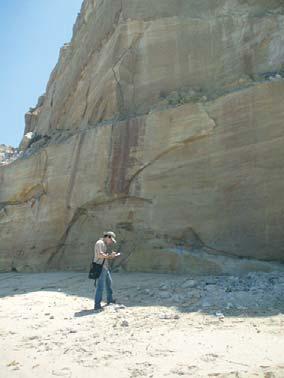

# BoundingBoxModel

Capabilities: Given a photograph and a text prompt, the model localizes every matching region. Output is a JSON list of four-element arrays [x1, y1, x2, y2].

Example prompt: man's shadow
[[74, 303, 108, 317], [74, 309, 95, 317]]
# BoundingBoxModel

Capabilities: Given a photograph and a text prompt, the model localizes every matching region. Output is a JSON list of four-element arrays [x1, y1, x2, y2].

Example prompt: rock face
[[1, 0, 284, 272]]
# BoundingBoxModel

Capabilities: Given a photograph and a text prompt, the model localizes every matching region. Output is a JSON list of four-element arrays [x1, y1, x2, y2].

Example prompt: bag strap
[[94, 259, 106, 287], [92, 258, 106, 265]]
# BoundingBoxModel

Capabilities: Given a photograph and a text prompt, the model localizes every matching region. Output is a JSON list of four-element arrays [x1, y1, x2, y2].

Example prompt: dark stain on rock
[[110, 117, 145, 194]]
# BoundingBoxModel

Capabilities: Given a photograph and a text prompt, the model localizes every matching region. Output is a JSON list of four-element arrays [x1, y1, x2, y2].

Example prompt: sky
[[0, 0, 83, 147]]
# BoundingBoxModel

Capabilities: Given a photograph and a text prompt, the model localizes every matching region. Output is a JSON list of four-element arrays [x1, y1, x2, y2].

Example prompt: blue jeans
[[94, 268, 113, 308]]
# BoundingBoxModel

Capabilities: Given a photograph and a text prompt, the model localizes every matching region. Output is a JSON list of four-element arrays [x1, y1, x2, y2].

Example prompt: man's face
[[105, 236, 113, 246]]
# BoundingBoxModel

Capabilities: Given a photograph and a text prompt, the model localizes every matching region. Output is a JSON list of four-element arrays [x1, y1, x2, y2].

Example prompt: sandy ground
[[0, 272, 284, 378]]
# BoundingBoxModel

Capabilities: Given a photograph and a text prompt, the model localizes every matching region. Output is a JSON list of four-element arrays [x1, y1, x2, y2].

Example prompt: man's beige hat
[[103, 231, 117, 243]]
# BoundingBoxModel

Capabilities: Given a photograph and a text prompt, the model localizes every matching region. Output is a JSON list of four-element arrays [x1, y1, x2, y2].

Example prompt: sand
[[0, 272, 284, 378]]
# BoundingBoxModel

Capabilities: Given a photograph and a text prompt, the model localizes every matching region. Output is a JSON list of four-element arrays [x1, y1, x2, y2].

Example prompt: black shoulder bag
[[88, 259, 105, 281]]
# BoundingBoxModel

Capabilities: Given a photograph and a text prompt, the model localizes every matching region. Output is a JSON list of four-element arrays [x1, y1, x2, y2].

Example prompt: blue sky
[[0, 0, 83, 147]]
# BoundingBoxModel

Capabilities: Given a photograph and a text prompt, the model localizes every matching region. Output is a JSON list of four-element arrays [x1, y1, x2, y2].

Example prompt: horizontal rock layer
[[1, 0, 284, 272]]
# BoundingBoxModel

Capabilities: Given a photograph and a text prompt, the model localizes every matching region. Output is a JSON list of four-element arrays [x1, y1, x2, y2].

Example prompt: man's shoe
[[94, 305, 103, 311], [107, 299, 116, 305]]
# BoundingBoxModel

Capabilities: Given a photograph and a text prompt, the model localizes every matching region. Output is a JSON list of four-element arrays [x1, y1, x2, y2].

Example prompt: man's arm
[[97, 251, 120, 259], [97, 251, 114, 260]]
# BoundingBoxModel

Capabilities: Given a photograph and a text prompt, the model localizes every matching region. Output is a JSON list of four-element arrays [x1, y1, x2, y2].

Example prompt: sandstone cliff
[[1, 0, 284, 273]]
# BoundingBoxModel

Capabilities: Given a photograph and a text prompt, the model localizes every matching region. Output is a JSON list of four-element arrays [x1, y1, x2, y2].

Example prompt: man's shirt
[[93, 238, 109, 270]]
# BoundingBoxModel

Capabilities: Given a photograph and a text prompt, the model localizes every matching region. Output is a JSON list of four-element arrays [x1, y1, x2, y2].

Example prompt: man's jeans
[[95, 268, 113, 308]]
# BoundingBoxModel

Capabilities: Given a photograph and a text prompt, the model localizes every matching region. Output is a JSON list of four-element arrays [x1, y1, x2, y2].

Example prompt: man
[[93, 231, 120, 311]]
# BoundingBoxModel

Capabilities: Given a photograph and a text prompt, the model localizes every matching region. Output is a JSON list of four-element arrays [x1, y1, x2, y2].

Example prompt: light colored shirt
[[93, 238, 109, 270]]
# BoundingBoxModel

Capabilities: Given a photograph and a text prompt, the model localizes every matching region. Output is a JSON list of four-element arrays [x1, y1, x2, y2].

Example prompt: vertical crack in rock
[[50, 83, 57, 108], [112, 66, 125, 117], [81, 82, 91, 120], [105, 118, 118, 195], [118, 0, 124, 23], [40, 149, 49, 191], [65, 131, 86, 214]]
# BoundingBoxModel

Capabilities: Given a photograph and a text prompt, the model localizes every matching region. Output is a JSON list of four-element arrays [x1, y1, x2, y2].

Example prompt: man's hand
[[111, 251, 121, 258], [98, 252, 115, 259]]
